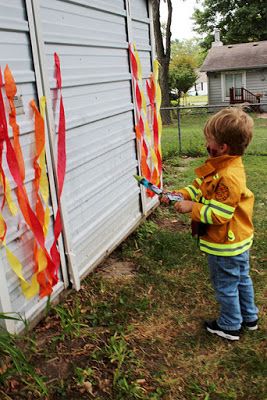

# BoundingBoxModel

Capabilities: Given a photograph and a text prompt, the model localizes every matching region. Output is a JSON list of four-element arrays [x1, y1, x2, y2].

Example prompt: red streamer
[[49, 53, 67, 284]]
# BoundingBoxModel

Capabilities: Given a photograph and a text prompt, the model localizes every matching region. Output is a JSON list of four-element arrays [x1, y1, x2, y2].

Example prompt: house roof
[[200, 40, 267, 72], [196, 71, 207, 84]]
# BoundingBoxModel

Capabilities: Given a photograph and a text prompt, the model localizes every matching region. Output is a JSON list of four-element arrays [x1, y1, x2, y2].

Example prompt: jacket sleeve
[[177, 177, 203, 201], [191, 176, 240, 225]]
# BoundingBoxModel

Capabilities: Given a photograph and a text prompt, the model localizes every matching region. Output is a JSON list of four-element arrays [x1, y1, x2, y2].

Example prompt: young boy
[[171, 107, 258, 341]]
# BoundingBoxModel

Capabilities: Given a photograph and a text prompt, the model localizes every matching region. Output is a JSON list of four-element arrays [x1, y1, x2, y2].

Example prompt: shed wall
[[0, 0, 65, 332], [0, 0, 156, 332]]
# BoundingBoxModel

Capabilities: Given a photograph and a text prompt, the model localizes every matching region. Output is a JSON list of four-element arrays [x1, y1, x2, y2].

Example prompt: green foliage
[[0, 313, 22, 321], [136, 220, 158, 243], [171, 38, 207, 67], [53, 301, 88, 340], [169, 55, 198, 99], [193, 0, 267, 50], [102, 332, 145, 399], [74, 366, 95, 385], [0, 313, 47, 396]]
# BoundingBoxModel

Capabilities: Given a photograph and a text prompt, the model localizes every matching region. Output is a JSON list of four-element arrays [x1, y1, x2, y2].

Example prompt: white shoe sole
[[206, 327, 240, 341], [246, 325, 258, 331]]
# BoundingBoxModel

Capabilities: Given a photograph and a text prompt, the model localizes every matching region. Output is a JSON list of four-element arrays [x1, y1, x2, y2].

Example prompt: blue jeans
[[208, 251, 258, 331]]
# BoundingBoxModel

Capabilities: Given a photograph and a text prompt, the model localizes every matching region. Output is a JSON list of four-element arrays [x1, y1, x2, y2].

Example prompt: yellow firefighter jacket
[[178, 155, 254, 256]]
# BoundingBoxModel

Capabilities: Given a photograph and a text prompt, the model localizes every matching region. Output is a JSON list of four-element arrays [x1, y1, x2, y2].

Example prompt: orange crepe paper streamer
[[30, 99, 52, 298], [129, 44, 152, 187], [4, 66, 25, 182], [152, 60, 163, 176], [129, 45, 138, 81], [48, 53, 67, 284], [146, 78, 156, 110], [145, 65, 163, 188], [0, 68, 54, 298], [0, 71, 34, 297], [0, 70, 17, 215]]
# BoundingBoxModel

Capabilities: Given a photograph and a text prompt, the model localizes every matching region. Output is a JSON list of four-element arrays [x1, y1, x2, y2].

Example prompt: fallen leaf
[[136, 379, 146, 384], [83, 381, 93, 395]]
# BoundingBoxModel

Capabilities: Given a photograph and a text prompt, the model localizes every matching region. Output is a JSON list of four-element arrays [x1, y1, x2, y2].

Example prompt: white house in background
[[188, 70, 208, 96], [200, 29, 267, 108]]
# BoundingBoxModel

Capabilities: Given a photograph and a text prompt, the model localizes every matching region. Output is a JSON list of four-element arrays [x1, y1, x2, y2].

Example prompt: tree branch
[[165, 0, 173, 61]]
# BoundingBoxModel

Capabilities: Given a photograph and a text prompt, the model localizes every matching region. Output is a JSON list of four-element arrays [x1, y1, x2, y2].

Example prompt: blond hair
[[204, 107, 254, 155]]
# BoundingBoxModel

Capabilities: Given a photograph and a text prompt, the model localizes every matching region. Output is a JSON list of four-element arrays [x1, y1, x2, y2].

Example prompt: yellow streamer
[[39, 97, 50, 235], [0, 213, 5, 238], [0, 215, 35, 298], [151, 148, 158, 170], [0, 175, 17, 216], [144, 120, 152, 141], [133, 43, 143, 81], [153, 60, 159, 81]]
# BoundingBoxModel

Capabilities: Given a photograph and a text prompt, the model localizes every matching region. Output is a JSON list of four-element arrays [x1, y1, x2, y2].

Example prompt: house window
[[222, 72, 246, 100]]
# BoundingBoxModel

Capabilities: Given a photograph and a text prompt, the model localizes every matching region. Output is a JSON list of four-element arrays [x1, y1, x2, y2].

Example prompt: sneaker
[[242, 319, 258, 331], [205, 320, 240, 341]]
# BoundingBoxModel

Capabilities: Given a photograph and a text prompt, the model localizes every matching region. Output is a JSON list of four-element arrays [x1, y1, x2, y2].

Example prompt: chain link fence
[[161, 104, 267, 158]]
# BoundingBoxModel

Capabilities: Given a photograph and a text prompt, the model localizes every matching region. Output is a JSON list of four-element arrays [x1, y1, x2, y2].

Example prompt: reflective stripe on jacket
[[178, 155, 254, 256]]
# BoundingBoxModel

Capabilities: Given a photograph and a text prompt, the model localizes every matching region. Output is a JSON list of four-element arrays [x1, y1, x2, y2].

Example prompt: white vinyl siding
[[246, 69, 267, 104], [207, 72, 223, 105]]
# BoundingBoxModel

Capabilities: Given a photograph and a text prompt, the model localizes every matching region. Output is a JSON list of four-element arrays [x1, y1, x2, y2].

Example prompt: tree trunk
[[159, 58, 171, 124], [151, 0, 172, 125]]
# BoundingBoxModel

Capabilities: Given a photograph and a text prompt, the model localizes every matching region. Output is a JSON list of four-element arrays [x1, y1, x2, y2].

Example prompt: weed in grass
[[0, 313, 47, 397], [86, 300, 115, 327], [136, 220, 159, 243], [225, 347, 267, 377], [75, 366, 95, 384], [83, 281, 157, 331], [92, 332, 146, 399], [53, 378, 67, 397], [136, 229, 199, 270], [53, 300, 88, 340], [187, 381, 237, 400]]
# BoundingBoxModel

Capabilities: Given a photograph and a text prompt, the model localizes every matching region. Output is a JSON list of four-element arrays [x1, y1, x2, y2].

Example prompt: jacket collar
[[195, 155, 242, 178]]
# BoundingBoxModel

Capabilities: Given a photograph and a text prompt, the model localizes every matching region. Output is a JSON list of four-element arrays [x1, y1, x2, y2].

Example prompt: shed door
[[128, 0, 159, 213], [35, 0, 150, 281]]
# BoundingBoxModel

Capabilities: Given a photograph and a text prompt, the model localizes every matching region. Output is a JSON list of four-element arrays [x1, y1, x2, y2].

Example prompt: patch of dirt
[[129, 315, 178, 342], [96, 258, 137, 281], [155, 217, 189, 232]]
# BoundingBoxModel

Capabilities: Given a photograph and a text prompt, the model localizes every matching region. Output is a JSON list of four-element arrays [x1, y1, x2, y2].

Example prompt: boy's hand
[[160, 194, 170, 205], [174, 200, 194, 213], [160, 191, 183, 205]]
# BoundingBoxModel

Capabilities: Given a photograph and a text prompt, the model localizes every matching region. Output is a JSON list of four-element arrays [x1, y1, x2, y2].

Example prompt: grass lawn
[[187, 95, 208, 105], [1, 121, 266, 399], [163, 112, 267, 157]]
